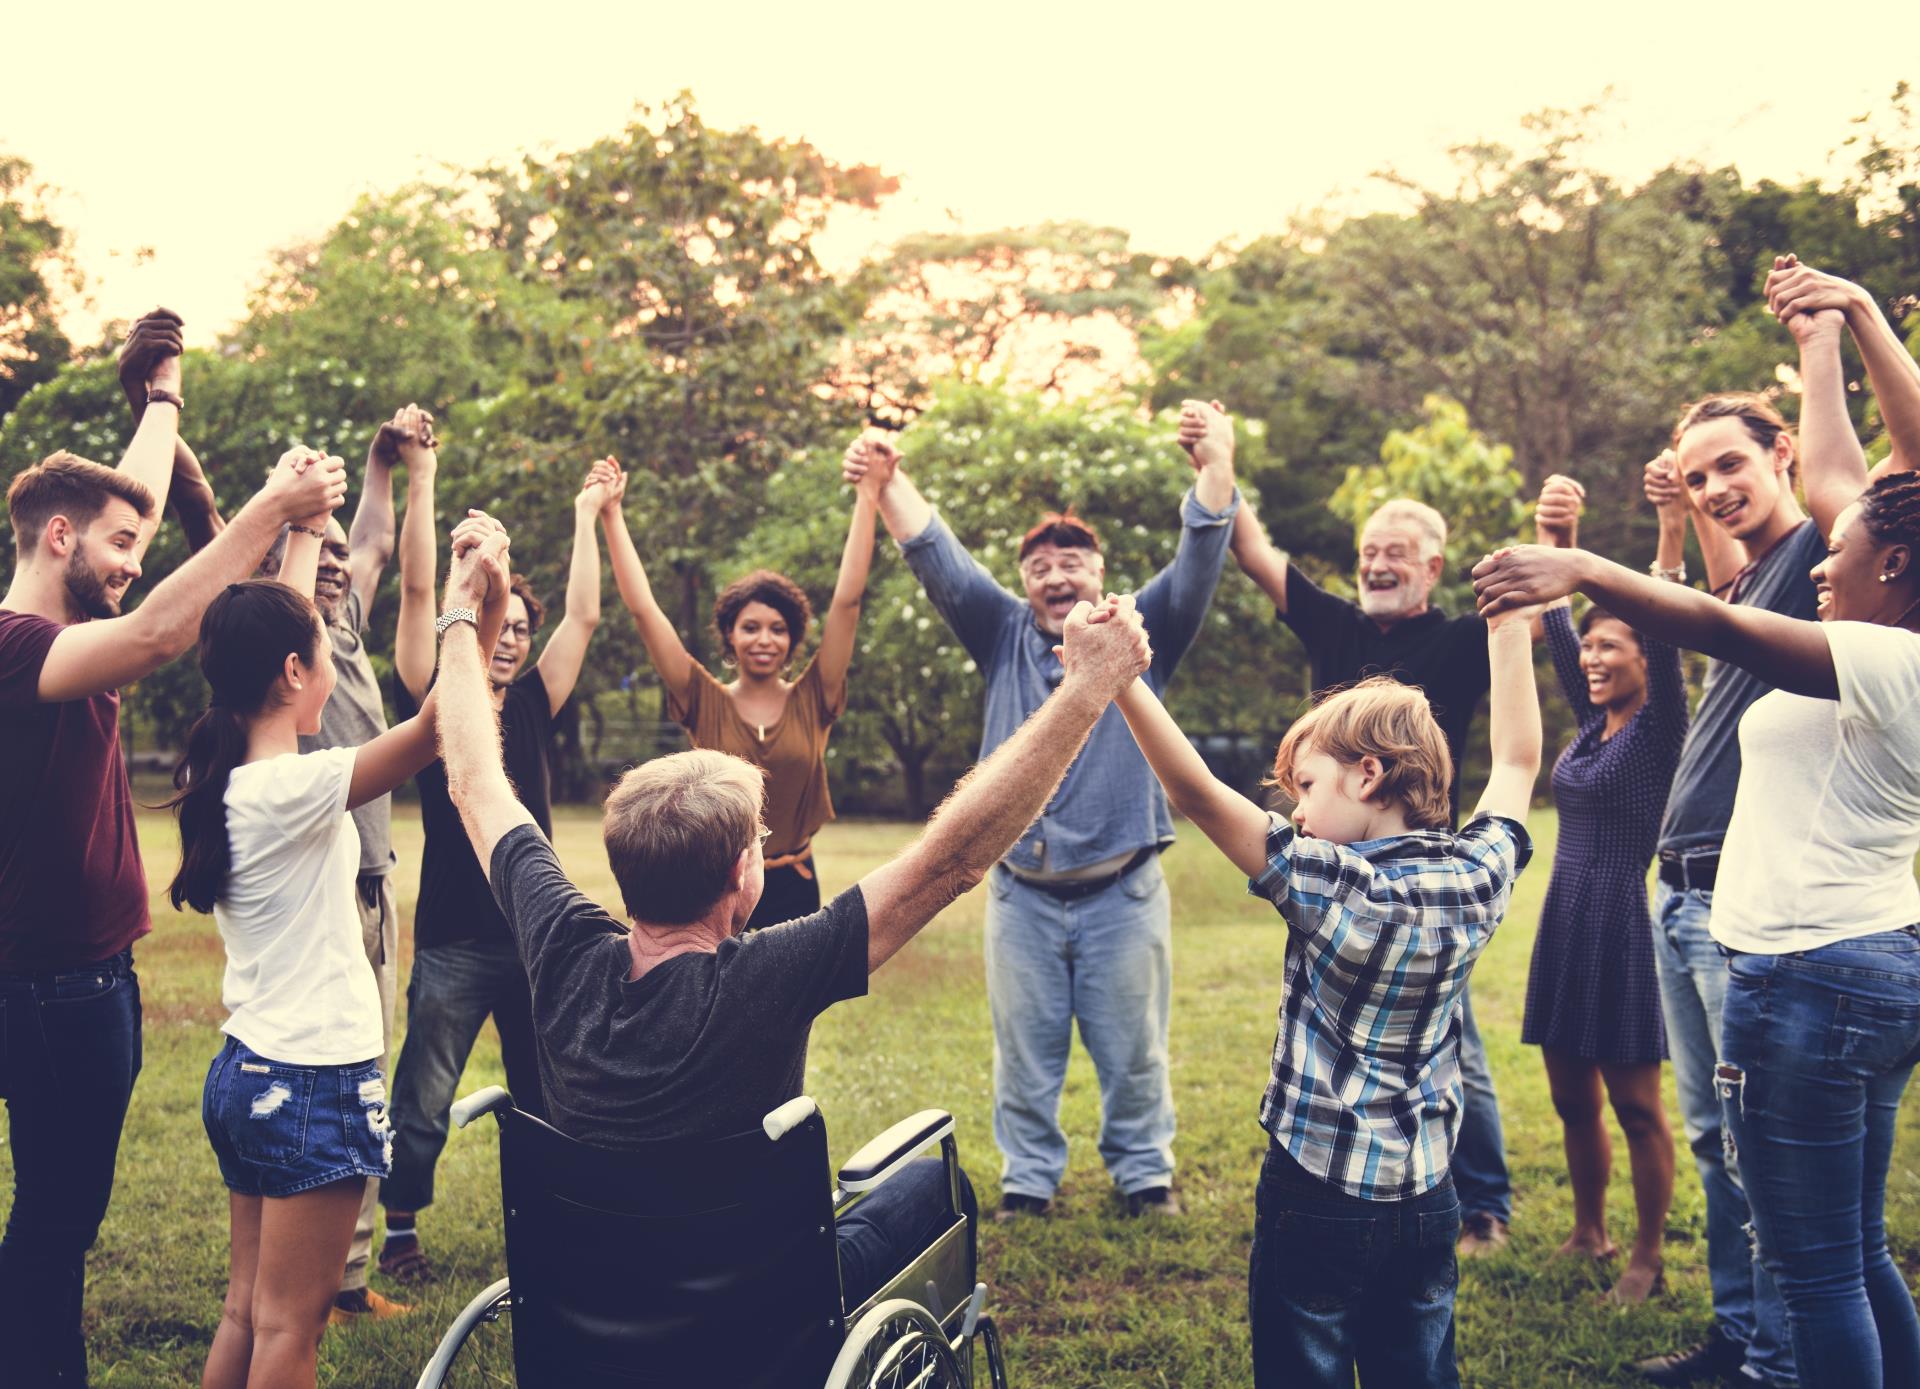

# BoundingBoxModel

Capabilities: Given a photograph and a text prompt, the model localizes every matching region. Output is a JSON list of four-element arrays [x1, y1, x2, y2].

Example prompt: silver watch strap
[[436, 607, 479, 636]]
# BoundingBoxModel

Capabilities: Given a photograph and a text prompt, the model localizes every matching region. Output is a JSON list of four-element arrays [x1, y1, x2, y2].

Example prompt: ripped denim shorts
[[202, 1035, 392, 1197]]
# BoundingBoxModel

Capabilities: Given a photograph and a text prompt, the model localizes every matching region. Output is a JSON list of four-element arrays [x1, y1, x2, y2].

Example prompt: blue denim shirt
[[898, 486, 1239, 874]]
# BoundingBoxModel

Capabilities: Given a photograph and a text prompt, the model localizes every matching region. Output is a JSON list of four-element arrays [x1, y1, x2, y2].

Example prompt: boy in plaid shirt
[[1115, 600, 1542, 1388]]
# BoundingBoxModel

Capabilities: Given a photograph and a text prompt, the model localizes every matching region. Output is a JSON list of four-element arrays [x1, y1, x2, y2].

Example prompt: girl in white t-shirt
[[167, 506, 509, 1389], [1473, 470, 1920, 1389]]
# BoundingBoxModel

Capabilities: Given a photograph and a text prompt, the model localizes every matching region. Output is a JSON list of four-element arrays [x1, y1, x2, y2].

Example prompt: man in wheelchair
[[432, 536, 1153, 1315]]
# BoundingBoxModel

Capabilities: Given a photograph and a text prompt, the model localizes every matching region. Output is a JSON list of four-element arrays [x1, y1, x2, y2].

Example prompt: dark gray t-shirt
[[1658, 520, 1825, 855], [489, 824, 869, 1147], [297, 588, 394, 876]]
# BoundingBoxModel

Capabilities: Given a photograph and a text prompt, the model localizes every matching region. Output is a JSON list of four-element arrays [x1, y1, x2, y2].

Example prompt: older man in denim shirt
[[844, 405, 1238, 1218]]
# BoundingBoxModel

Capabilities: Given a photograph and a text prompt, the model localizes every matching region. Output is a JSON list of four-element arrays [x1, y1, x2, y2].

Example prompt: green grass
[[13, 808, 1920, 1386]]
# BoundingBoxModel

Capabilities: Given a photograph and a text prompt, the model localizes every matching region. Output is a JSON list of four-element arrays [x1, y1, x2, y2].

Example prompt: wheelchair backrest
[[494, 1103, 846, 1388]]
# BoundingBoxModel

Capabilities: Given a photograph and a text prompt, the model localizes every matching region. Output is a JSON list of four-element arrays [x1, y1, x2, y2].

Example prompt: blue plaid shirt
[[1248, 811, 1532, 1200], [898, 487, 1238, 874]]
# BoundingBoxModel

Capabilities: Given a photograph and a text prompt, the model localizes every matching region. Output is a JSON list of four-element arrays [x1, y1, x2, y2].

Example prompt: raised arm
[[844, 430, 933, 544], [346, 406, 424, 607], [438, 523, 537, 871], [1784, 308, 1872, 539], [602, 466, 696, 700], [349, 513, 512, 811], [535, 458, 615, 716], [1473, 544, 1836, 700], [1229, 503, 1292, 614], [815, 437, 891, 706], [1646, 449, 1743, 597], [856, 596, 1151, 971], [269, 447, 339, 599], [393, 425, 441, 702], [109, 309, 186, 555], [1470, 607, 1544, 823], [36, 451, 347, 703], [1115, 678, 1270, 877], [1768, 256, 1920, 478], [1132, 403, 1239, 683]]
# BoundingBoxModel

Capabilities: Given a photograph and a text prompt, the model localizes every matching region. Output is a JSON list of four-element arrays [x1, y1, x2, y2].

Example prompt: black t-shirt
[[1281, 567, 1491, 821], [399, 669, 556, 950], [489, 824, 870, 1147]]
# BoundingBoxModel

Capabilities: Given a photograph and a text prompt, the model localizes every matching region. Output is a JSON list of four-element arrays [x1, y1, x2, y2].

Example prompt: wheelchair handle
[[451, 1086, 513, 1130]]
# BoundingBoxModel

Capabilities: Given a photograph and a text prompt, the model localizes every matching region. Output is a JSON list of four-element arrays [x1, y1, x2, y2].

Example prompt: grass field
[[12, 807, 1920, 1387]]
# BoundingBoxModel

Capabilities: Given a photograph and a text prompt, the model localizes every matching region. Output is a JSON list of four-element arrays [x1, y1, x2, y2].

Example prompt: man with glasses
[[842, 402, 1239, 1221]]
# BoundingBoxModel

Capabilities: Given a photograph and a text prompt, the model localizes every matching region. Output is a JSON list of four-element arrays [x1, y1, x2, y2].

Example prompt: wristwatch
[[146, 385, 185, 412], [1647, 560, 1687, 584], [435, 607, 479, 637]]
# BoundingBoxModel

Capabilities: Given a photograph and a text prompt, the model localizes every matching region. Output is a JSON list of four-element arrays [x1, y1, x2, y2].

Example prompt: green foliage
[[0, 152, 77, 424], [1328, 395, 1531, 610]]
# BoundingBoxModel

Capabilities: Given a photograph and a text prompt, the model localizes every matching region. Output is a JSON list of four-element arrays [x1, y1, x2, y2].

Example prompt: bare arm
[[167, 441, 225, 552], [814, 483, 882, 709], [393, 443, 440, 702], [1473, 545, 1836, 699], [856, 598, 1151, 971], [873, 464, 935, 543], [1791, 313, 1871, 539], [1768, 259, 1920, 477], [347, 435, 400, 606], [1229, 502, 1291, 615], [1116, 678, 1270, 878], [603, 494, 696, 699], [1469, 613, 1544, 823], [439, 534, 537, 879], [534, 480, 609, 716], [37, 453, 346, 703]]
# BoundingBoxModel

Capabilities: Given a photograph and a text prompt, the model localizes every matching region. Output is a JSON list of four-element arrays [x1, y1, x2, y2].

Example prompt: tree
[[0, 152, 78, 425]]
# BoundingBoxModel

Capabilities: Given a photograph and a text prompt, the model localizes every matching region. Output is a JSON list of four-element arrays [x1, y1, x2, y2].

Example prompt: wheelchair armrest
[[762, 1095, 820, 1141], [450, 1086, 513, 1130], [836, 1109, 954, 1193]]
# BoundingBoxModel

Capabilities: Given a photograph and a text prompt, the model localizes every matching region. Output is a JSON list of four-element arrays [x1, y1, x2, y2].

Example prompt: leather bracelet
[[288, 523, 326, 538], [146, 386, 184, 412]]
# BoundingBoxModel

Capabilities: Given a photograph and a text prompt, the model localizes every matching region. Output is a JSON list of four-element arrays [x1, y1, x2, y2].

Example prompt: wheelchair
[[415, 1086, 1008, 1389]]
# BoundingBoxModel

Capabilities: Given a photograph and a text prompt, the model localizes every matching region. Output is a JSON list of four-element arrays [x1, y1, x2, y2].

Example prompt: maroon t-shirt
[[0, 610, 151, 970]]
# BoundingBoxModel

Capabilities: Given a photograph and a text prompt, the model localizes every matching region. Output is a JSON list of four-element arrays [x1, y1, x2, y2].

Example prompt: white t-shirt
[[215, 746, 383, 1064], [1712, 622, 1920, 953]]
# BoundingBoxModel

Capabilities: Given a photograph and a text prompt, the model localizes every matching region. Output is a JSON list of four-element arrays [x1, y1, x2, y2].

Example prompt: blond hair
[[1270, 676, 1453, 831], [602, 750, 767, 924]]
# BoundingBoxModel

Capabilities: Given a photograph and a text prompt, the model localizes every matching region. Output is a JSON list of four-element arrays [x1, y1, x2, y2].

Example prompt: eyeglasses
[[757, 827, 773, 845], [501, 623, 532, 641]]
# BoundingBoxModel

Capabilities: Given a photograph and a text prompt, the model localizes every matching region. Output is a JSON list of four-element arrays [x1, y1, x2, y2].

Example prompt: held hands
[[1643, 450, 1690, 520], [446, 511, 511, 616], [577, 456, 625, 518], [1176, 399, 1233, 473], [1472, 545, 1585, 620], [1764, 254, 1864, 331], [263, 446, 348, 525], [1533, 474, 1585, 546], [841, 429, 901, 501], [370, 404, 438, 470], [116, 307, 185, 411], [1055, 593, 1152, 699]]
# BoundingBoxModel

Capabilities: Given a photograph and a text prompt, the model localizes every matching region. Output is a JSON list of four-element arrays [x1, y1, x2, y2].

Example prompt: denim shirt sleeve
[[1133, 485, 1241, 691], [897, 509, 1024, 675]]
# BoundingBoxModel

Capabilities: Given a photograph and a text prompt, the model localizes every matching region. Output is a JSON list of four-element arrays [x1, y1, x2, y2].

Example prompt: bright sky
[[7, 0, 1916, 347]]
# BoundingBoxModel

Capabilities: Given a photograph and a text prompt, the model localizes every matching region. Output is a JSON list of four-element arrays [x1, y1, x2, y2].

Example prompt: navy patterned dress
[[1522, 606, 1688, 1064]]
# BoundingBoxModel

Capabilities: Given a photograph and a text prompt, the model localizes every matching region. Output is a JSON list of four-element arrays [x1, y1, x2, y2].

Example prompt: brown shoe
[[329, 1287, 413, 1326], [1456, 1211, 1509, 1257], [1125, 1186, 1183, 1218], [376, 1241, 439, 1286]]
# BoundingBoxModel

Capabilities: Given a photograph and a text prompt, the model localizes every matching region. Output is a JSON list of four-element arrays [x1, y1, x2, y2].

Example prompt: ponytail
[[162, 580, 323, 913], [166, 707, 250, 912]]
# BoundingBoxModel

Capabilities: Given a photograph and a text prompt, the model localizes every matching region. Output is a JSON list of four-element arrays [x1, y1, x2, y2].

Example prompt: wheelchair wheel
[[970, 1315, 1008, 1389], [413, 1278, 515, 1389], [825, 1299, 967, 1389]]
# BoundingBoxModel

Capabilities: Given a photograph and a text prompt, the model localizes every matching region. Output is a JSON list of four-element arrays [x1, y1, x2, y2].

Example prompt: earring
[[1881, 574, 1892, 584]]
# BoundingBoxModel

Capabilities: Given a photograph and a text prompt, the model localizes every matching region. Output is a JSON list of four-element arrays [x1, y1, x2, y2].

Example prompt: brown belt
[[764, 842, 815, 879]]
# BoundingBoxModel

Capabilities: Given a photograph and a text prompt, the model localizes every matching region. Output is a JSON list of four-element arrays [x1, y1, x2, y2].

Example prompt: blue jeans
[[1652, 881, 1796, 1384], [1451, 985, 1511, 1223], [1249, 1139, 1461, 1388], [1719, 930, 1920, 1389], [0, 949, 143, 1388], [383, 940, 545, 1214], [836, 1158, 978, 1310], [984, 859, 1175, 1198]]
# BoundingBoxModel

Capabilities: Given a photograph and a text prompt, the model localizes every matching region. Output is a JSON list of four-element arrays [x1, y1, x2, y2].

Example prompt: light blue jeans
[[1652, 880, 1797, 1386], [1451, 987, 1511, 1224], [984, 859, 1175, 1199]]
